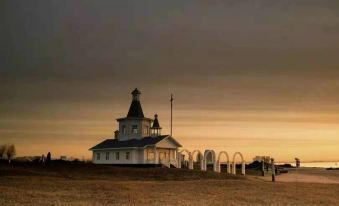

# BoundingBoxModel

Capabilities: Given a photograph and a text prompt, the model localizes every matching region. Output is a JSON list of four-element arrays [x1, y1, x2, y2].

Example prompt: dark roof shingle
[[127, 100, 144, 118], [90, 135, 168, 150]]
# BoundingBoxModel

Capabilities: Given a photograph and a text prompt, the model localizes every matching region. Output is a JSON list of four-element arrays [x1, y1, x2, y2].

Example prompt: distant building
[[60, 156, 67, 161], [89, 88, 182, 167], [253, 156, 271, 163]]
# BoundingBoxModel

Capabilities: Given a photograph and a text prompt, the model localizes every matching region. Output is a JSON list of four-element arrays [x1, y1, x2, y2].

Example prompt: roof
[[127, 88, 144, 118], [131, 88, 141, 95], [127, 100, 144, 118], [90, 135, 176, 150]]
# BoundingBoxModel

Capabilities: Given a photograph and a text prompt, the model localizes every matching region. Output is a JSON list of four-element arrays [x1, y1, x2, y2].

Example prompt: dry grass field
[[1, 162, 339, 206]]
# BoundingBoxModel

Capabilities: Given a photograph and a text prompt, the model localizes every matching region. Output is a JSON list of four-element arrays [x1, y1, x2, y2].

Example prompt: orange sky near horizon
[[1, 100, 339, 162], [1, 1, 339, 163]]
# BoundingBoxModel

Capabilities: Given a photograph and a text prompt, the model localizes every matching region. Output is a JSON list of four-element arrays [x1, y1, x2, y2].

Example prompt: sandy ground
[[259, 167, 339, 184], [1, 163, 339, 205]]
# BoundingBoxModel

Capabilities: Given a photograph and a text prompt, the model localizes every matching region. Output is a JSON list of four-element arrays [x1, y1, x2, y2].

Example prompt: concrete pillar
[[271, 158, 275, 182], [188, 159, 194, 170], [232, 162, 236, 174], [201, 159, 206, 171], [214, 161, 220, 173], [261, 158, 265, 176], [241, 162, 246, 175], [177, 158, 181, 168], [226, 162, 230, 174]]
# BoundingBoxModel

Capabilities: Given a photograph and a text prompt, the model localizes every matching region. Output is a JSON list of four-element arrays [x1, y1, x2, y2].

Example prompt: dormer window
[[132, 125, 138, 134]]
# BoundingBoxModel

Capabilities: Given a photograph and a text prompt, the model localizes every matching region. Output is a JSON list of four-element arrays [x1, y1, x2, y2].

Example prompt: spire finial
[[131, 88, 141, 101], [127, 88, 144, 118], [170, 93, 174, 136]]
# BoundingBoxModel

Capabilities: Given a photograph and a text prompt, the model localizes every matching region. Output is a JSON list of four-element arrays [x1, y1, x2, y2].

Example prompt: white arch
[[178, 149, 192, 169], [217, 151, 230, 173], [203, 150, 217, 172], [191, 150, 204, 170], [232, 152, 245, 175], [179, 149, 191, 159]]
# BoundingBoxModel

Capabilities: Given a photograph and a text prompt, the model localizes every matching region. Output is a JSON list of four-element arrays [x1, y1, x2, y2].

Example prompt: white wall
[[92, 149, 141, 164], [118, 119, 152, 141]]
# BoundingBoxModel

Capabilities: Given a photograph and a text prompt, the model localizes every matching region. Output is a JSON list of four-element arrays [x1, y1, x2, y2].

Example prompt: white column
[[232, 162, 236, 174], [241, 162, 246, 175], [201, 159, 205, 171], [153, 146, 158, 164], [227, 162, 231, 174], [188, 159, 194, 169], [177, 154, 182, 168], [143, 148, 147, 164], [214, 160, 220, 172]]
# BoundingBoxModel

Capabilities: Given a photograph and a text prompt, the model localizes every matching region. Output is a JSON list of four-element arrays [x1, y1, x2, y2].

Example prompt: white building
[[89, 88, 182, 167]]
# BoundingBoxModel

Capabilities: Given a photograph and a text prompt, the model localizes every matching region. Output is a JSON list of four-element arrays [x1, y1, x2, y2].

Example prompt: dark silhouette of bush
[[0, 144, 7, 160], [6, 144, 16, 163]]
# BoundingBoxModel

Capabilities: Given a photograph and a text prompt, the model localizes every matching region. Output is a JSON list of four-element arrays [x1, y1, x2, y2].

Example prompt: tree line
[[0, 144, 16, 163]]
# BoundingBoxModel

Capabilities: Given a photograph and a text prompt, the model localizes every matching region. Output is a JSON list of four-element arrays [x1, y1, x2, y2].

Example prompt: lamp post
[[271, 158, 275, 182], [261, 156, 265, 176]]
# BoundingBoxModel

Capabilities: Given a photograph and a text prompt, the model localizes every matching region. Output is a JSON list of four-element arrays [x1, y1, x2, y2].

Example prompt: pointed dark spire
[[151, 114, 161, 129], [151, 114, 162, 136], [127, 88, 144, 118]]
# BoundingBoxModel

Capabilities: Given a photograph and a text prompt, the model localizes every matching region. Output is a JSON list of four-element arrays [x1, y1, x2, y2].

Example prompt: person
[[46, 152, 51, 163]]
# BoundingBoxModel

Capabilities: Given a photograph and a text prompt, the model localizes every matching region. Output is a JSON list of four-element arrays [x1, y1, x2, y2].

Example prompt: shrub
[[0, 144, 7, 159], [6, 144, 16, 163]]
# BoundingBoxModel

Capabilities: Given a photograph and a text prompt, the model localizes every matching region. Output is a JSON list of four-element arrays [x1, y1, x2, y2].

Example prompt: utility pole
[[170, 94, 174, 136]]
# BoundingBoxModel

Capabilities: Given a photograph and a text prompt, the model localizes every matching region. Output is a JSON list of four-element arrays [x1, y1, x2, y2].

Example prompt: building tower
[[150, 114, 162, 136], [117, 88, 153, 141]]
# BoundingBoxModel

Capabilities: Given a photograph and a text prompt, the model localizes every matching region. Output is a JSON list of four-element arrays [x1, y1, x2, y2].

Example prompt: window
[[115, 152, 120, 160], [106, 152, 109, 160], [122, 125, 126, 134], [132, 125, 138, 134], [159, 152, 165, 160], [96, 153, 100, 160], [147, 149, 154, 160], [126, 152, 130, 160], [143, 126, 149, 135]]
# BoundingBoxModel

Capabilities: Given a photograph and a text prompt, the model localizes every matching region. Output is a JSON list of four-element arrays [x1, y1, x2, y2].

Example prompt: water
[[279, 162, 339, 168]]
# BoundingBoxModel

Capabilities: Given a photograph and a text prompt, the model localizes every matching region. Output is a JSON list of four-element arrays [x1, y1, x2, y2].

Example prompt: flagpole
[[170, 94, 173, 136]]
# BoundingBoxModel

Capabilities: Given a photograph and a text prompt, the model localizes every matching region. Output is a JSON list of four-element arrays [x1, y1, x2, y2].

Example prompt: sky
[[1, 0, 339, 162]]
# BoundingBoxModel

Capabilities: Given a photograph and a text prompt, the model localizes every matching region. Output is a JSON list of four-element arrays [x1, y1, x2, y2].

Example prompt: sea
[[279, 162, 339, 168]]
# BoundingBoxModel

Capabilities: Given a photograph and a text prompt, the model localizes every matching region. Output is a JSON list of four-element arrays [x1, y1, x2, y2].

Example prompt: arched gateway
[[217, 151, 231, 173], [178, 149, 246, 175], [191, 150, 204, 170], [203, 150, 217, 172], [232, 152, 246, 175], [178, 149, 192, 169]]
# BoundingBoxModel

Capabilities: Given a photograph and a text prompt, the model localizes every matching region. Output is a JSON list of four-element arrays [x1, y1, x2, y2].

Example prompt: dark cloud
[[1, 0, 339, 160]]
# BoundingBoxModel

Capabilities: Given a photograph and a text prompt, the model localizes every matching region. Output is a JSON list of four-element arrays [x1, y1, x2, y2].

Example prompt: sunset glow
[[1, 1, 339, 163]]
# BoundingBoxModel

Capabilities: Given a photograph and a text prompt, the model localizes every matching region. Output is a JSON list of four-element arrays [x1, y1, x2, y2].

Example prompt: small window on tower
[[122, 125, 126, 134], [143, 126, 149, 135], [126, 152, 130, 160], [132, 125, 138, 134]]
